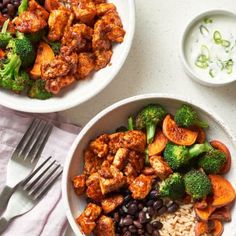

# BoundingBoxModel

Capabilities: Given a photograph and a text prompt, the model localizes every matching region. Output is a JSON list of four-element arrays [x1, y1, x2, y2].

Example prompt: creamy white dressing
[[185, 14, 236, 81]]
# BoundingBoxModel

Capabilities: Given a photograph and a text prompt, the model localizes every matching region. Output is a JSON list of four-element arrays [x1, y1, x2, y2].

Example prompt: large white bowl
[[62, 94, 236, 236], [0, 0, 135, 113]]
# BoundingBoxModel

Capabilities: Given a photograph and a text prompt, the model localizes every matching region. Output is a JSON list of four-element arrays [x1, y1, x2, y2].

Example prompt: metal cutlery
[[0, 156, 63, 233], [0, 118, 53, 214]]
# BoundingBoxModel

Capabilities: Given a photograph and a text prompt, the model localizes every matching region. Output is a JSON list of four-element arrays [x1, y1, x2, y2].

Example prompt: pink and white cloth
[[0, 106, 81, 236]]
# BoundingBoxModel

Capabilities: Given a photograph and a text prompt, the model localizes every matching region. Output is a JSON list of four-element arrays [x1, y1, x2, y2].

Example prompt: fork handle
[[0, 217, 9, 234], [0, 186, 14, 214]]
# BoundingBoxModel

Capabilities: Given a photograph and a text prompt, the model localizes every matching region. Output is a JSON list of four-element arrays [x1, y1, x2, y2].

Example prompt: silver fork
[[0, 156, 63, 233], [0, 119, 53, 214]]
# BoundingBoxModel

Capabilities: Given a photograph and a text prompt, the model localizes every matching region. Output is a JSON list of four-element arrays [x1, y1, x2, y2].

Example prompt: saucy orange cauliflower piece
[[94, 215, 115, 236], [77, 203, 102, 235], [149, 155, 173, 180], [124, 162, 138, 185], [89, 134, 109, 158], [77, 53, 95, 79], [72, 174, 86, 196], [129, 174, 153, 199], [101, 194, 124, 213], [98, 165, 126, 195]]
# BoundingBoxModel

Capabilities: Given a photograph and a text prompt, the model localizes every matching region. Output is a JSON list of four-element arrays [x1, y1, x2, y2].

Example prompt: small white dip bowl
[[180, 10, 236, 86]]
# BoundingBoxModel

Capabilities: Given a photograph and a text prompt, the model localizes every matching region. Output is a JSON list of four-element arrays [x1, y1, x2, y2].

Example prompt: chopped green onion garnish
[[197, 54, 208, 63], [199, 25, 209, 35], [203, 17, 213, 24], [225, 59, 234, 74], [221, 40, 231, 48], [209, 69, 216, 78], [213, 31, 222, 44], [195, 60, 208, 69], [128, 116, 135, 130], [201, 45, 210, 59]]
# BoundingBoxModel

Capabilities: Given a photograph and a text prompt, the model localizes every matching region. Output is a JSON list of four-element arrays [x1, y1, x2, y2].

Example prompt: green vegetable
[[0, 19, 12, 48], [225, 59, 234, 74], [159, 173, 185, 200], [199, 25, 209, 36], [135, 104, 167, 144], [213, 31, 222, 45], [145, 148, 149, 165], [0, 53, 29, 93], [198, 149, 226, 174], [7, 32, 36, 68], [25, 29, 46, 43], [203, 17, 213, 24], [18, 0, 28, 15], [128, 117, 135, 131], [209, 69, 216, 78], [184, 169, 212, 199], [28, 80, 52, 100], [163, 142, 212, 171], [174, 104, 208, 128], [221, 39, 231, 48]]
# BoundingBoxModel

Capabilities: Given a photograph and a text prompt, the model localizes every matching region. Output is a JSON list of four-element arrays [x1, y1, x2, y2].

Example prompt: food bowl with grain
[[62, 94, 236, 236]]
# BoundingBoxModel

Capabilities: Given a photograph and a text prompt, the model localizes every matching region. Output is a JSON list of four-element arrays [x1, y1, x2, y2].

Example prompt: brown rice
[[156, 204, 196, 236]]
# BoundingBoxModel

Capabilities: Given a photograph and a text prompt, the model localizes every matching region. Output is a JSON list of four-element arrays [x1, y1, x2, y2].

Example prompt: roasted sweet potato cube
[[76, 203, 102, 235], [72, 174, 86, 196], [149, 155, 173, 180], [101, 194, 124, 213], [129, 174, 153, 199]]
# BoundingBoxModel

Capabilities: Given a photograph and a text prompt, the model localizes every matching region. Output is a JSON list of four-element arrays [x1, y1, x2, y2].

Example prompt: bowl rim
[[62, 93, 236, 236], [0, 0, 136, 113], [180, 9, 236, 87]]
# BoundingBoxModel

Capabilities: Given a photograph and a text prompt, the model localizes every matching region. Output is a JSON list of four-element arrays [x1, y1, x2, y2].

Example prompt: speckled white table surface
[[64, 0, 236, 234]]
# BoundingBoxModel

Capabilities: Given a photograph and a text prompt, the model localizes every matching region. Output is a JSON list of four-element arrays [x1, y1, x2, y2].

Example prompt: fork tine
[[29, 123, 53, 163], [29, 164, 61, 197], [24, 160, 57, 192], [22, 156, 52, 186], [13, 119, 40, 157], [34, 169, 63, 200], [19, 120, 46, 158]]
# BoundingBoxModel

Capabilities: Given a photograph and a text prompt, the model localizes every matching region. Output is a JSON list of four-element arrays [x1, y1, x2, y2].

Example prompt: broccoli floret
[[163, 142, 212, 171], [135, 104, 167, 144], [18, 0, 28, 15], [128, 116, 135, 130], [28, 80, 52, 100], [198, 149, 226, 174], [0, 53, 29, 92], [159, 173, 185, 200], [0, 19, 12, 48], [7, 32, 36, 68], [25, 29, 46, 43], [174, 104, 208, 128], [184, 170, 212, 199]]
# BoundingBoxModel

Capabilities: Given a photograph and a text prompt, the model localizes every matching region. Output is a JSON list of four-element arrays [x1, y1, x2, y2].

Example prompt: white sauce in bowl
[[184, 12, 236, 83]]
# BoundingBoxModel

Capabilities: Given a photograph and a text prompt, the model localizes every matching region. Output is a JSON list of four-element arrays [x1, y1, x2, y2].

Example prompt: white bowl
[[0, 0, 135, 113], [180, 10, 236, 86], [62, 93, 236, 236]]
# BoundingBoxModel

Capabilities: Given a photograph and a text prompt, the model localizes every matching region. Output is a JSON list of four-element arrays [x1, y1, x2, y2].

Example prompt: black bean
[[128, 225, 137, 233], [153, 230, 160, 236], [3, 0, 10, 7], [124, 232, 132, 236], [167, 202, 179, 213], [138, 202, 144, 210], [122, 227, 128, 233], [157, 206, 167, 215], [119, 208, 125, 216], [147, 206, 155, 217], [123, 217, 133, 226], [147, 200, 154, 206], [7, 3, 15, 16], [138, 211, 147, 224], [137, 229, 145, 235], [119, 218, 124, 227], [148, 190, 159, 199], [152, 221, 163, 230], [146, 223, 153, 234], [153, 199, 163, 210], [128, 203, 138, 215], [133, 220, 143, 229]]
